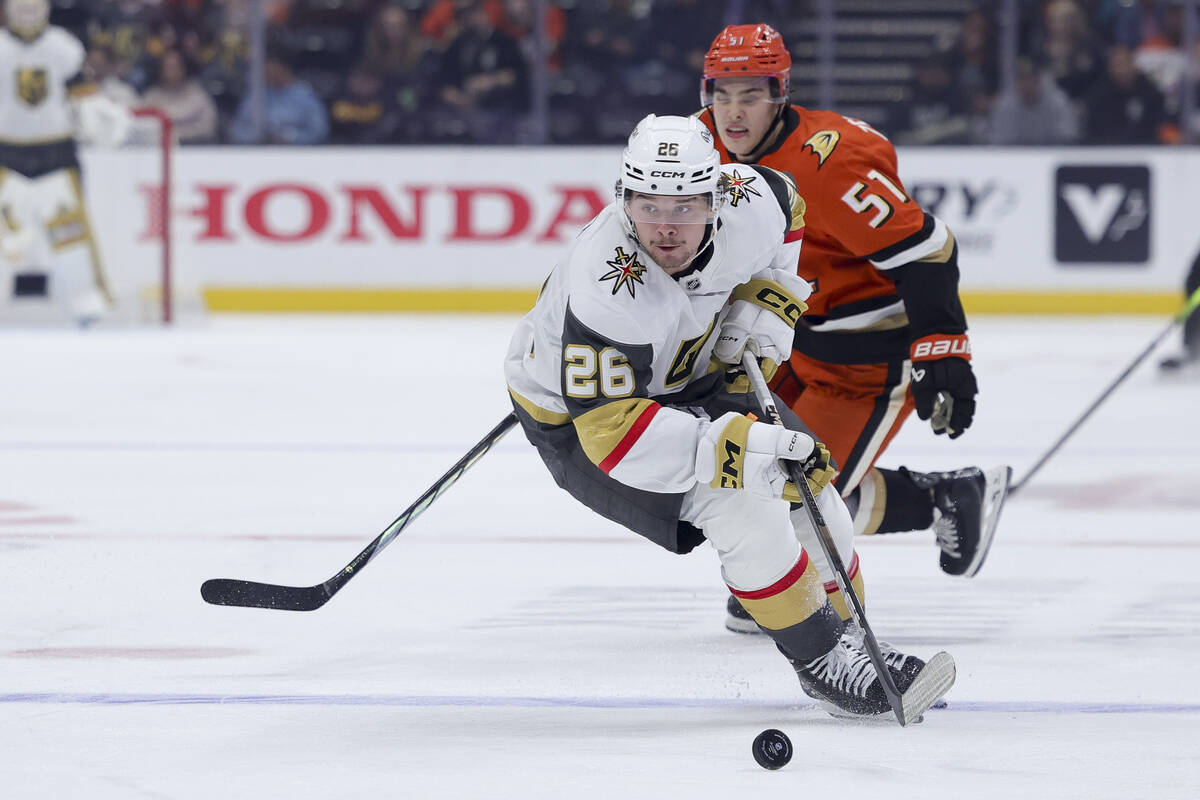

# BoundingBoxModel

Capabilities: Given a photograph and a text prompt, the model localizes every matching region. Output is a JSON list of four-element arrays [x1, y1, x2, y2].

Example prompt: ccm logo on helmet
[[650, 170, 686, 178]]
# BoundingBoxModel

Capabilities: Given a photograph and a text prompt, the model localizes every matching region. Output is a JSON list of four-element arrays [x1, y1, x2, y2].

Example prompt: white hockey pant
[[681, 481, 802, 592], [789, 486, 857, 583]]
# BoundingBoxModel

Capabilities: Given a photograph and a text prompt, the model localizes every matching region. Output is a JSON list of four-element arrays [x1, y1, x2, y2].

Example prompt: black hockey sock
[[871, 467, 936, 534]]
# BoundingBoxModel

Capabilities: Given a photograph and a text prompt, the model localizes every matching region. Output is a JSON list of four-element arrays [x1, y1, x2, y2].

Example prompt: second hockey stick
[[740, 351, 955, 726], [201, 413, 518, 611], [1011, 285, 1200, 496]]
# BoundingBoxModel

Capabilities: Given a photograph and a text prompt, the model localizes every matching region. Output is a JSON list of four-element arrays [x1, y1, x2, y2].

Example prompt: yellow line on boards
[[960, 291, 1179, 315], [203, 287, 1183, 315]]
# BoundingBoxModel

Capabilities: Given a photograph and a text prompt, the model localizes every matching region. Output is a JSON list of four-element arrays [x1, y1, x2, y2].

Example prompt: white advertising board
[[83, 144, 1200, 312]]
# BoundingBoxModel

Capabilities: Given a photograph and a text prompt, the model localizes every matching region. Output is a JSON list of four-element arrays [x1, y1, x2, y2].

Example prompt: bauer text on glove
[[909, 334, 977, 438]]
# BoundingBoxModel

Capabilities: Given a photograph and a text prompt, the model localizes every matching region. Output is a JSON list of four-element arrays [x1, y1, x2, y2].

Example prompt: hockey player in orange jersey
[[697, 24, 1012, 634]]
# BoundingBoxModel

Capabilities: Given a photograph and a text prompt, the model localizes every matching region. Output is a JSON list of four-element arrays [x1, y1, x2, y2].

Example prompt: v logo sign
[[1060, 183, 1125, 243]]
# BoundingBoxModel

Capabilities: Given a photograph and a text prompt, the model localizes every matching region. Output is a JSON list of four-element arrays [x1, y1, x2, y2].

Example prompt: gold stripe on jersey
[[574, 397, 658, 468], [0, 134, 74, 146], [665, 314, 718, 388], [731, 279, 809, 328], [732, 556, 827, 630], [776, 169, 806, 235], [508, 387, 571, 426], [917, 228, 956, 264]]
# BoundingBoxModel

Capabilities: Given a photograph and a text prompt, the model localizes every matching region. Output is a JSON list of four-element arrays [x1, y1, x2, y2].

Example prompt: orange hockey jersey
[[700, 105, 963, 365]]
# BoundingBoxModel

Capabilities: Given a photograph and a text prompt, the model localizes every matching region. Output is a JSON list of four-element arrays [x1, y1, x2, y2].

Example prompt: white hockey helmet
[[5, 0, 49, 38], [616, 114, 724, 243]]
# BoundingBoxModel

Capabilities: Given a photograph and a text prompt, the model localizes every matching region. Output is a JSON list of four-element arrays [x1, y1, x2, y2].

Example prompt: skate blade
[[900, 651, 955, 725], [963, 466, 1012, 578], [815, 700, 892, 721]]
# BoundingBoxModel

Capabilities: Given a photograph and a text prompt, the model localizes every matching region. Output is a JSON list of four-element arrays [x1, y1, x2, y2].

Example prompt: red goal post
[[131, 106, 174, 324]]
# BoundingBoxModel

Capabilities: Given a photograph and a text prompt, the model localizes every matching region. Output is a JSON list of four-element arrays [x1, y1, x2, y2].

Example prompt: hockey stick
[[740, 352, 954, 726], [201, 413, 518, 611], [1010, 285, 1200, 496]]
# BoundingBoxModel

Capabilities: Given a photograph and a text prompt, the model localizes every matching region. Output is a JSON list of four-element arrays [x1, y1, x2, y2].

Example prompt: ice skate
[[725, 593, 762, 634], [840, 621, 920, 689], [780, 639, 893, 718], [911, 465, 1011, 577], [840, 621, 951, 710]]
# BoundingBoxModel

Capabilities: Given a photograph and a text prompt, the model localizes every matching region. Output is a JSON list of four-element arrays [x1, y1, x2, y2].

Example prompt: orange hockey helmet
[[701, 23, 791, 106]]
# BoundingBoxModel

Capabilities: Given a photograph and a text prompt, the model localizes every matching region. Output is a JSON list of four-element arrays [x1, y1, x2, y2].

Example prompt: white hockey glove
[[712, 271, 810, 383], [73, 93, 133, 147], [695, 411, 834, 502]]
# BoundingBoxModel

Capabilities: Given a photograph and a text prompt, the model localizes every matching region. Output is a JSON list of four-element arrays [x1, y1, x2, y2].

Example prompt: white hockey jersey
[[0, 25, 86, 144], [505, 163, 809, 494]]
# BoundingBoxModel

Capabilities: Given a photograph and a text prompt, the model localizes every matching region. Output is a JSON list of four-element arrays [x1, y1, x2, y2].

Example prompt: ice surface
[[1, 314, 1197, 799]]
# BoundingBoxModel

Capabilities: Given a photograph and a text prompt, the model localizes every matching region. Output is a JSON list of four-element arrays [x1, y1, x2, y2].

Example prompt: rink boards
[[79, 145, 1200, 314]]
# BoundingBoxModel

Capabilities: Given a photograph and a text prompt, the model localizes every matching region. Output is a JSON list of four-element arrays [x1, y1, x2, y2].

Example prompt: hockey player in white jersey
[[0, 0, 130, 324], [504, 115, 954, 719]]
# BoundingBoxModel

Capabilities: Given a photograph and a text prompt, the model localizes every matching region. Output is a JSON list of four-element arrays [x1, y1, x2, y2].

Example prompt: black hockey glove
[[909, 334, 977, 439]]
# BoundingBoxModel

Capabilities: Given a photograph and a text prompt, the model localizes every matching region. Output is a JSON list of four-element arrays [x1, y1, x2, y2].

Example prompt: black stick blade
[[201, 578, 331, 611]]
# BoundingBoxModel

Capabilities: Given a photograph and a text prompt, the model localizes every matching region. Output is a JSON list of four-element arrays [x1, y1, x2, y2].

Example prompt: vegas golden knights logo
[[17, 68, 48, 106]]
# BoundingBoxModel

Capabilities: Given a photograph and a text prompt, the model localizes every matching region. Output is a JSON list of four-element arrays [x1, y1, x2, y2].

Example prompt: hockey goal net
[[0, 107, 198, 326]]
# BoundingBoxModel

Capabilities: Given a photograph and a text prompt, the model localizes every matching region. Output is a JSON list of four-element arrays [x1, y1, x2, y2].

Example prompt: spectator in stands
[[421, 0, 505, 48], [554, 0, 646, 142], [615, 0, 716, 121], [986, 56, 1081, 145], [1134, 3, 1189, 121], [1034, 0, 1105, 102], [327, 67, 399, 144], [436, 0, 530, 142], [83, 47, 140, 108], [501, 0, 567, 73], [362, 4, 431, 77], [643, 0, 723, 74], [1083, 44, 1171, 145], [86, 0, 163, 92], [229, 48, 329, 145], [892, 52, 971, 145], [141, 49, 219, 143], [950, 8, 1000, 140]]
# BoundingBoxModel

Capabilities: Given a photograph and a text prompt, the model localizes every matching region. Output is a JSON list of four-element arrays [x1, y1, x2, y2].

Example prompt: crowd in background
[[33, 0, 1200, 146]]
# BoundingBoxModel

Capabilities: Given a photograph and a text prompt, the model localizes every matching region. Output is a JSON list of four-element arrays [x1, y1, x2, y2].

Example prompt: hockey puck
[[751, 728, 792, 770]]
